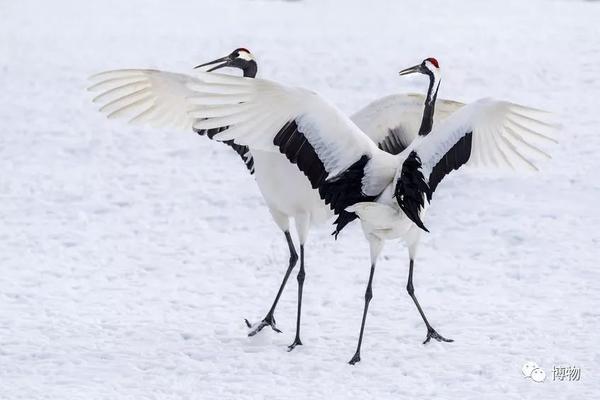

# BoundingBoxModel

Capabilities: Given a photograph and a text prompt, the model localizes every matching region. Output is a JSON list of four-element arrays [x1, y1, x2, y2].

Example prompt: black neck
[[242, 61, 258, 78], [418, 71, 439, 136]]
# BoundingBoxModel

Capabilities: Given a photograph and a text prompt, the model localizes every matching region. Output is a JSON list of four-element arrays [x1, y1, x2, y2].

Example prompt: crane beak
[[398, 64, 423, 76], [194, 55, 232, 72]]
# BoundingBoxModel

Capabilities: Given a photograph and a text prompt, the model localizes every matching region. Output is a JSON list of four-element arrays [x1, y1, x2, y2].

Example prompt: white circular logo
[[522, 361, 546, 383], [530, 368, 546, 383], [522, 361, 538, 377]]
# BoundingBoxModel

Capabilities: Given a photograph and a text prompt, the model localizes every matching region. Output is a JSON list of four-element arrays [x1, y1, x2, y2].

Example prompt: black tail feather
[[331, 210, 359, 239]]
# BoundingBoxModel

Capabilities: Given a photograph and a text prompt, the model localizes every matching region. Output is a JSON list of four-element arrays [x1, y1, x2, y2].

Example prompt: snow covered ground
[[1, 0, 599, 398]]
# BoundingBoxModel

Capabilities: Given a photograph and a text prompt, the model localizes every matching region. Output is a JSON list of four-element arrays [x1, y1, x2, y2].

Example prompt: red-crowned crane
[[88, 50, 466, 352], [89, 55, 556, 364]]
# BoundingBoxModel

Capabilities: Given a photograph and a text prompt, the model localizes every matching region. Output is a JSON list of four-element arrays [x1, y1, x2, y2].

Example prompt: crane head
[[399, 57, 440, 76], [194, 48, 257, 77]]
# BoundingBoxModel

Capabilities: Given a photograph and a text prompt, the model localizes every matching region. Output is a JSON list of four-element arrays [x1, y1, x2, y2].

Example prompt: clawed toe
[[423, 328, 453, 344], [287, 337, 303, 352], [348, 352, 361, 365], [245, 316, 282, 337]]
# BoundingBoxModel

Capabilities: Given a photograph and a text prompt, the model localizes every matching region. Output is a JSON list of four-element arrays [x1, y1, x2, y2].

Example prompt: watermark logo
[[522, 361, 546, 383], [522, 362, 581, 383]]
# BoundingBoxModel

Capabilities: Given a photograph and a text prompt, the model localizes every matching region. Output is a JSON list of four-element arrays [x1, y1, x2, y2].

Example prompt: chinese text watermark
[[522, 362, 582, 383], [552, 365, 581, 381]]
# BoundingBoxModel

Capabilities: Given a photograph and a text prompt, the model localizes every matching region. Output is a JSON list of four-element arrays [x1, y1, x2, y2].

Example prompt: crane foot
[[423, 327, 453, 344], [348, 352, 361, 365], [245, 315, 282, 337], [287, 337, 303, 352]]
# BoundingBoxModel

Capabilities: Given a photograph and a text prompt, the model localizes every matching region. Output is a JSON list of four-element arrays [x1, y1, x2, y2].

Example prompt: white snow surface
[[1, 0, 599, 398]]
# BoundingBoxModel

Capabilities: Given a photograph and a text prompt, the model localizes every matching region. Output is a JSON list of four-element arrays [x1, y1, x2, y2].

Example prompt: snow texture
[[1, 0, 599, 398]]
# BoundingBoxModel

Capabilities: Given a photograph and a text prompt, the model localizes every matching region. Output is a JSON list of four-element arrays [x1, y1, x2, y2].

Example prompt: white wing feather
[[412, 98, 558, 179], [88, 69, 201, 131], [187, 71, 398, 193], [89, 69, 556, 193], [351, 93, 465, 147], [89, 68, 399, 195]]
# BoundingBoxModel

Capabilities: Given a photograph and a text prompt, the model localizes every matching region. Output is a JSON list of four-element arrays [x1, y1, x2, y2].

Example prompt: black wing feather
[[395, 132, 474, 231], [427, 132, 473, 199], [378, 127, 409, 155], [273, 120, 377, 237], [395, 152, 430, 232], [196, 126, 255, 174]]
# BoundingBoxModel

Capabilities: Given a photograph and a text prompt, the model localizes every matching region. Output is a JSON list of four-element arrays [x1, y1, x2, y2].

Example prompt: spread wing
[[185, 71, 399, 231], [90, 69, 400, 235], [89, 69, 255, 173], [351, 93, 465, 154], [89, 69, 197, 129], [395, 98, 558, 231]]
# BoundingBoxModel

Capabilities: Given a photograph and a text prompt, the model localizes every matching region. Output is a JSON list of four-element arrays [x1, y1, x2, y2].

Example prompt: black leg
[[288, 245, 305, 351], [245, 231, 298, 336], [406, 258, 453, 344], [348, 263, 376, 365]]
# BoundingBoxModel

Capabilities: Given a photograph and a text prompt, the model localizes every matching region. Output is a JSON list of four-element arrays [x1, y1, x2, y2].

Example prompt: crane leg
[[348, 262, 376, 365], [288, 213, 309, 351], [406, 258, 453, 344], [349, 236, 383, 365], [287, 244, 305, 351], [245, 231, 298, 336]]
